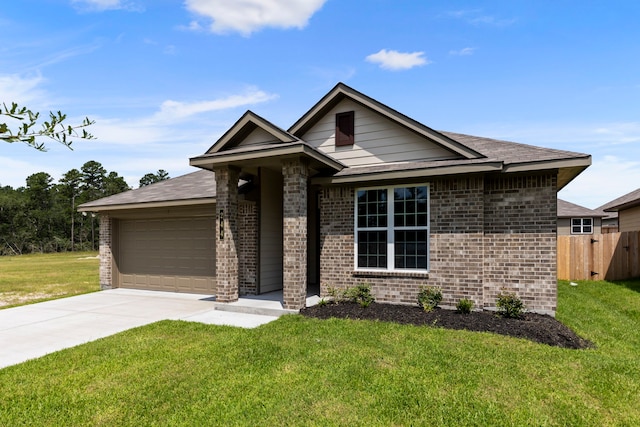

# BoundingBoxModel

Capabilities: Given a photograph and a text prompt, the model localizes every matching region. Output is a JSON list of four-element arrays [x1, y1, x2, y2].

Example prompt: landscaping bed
[[301, 302, 594, 349]]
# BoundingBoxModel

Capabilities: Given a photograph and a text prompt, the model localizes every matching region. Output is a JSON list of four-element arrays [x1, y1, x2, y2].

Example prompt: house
[[600, 187, 640, 232], [557, 199, 604, 235], [79, 83, 591, 316]]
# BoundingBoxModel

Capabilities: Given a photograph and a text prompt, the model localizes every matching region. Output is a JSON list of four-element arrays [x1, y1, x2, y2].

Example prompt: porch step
[[212, 302, 298, 317]]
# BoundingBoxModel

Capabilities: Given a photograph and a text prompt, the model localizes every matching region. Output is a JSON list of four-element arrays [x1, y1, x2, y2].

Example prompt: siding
[[237, 127, 281, 147], [300, 99, 456, 167], [620, 205, 640, 232], [558, 217, 602, 235], [259, 168, 283, 293]]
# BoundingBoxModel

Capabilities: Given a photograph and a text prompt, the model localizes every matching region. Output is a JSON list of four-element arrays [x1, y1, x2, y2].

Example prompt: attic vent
[[335, 111, 354, 146]]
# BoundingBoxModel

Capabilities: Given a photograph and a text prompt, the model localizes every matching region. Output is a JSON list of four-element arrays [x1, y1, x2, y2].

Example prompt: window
[[355, 185, 429, 271], [571, 217, 593, 234], [335, 111, 354, 146]]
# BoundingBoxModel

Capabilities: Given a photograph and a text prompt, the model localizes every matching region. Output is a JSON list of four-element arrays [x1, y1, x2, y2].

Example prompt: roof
[[78, 170, 217, 212], [600, 187, 640, 212], [80, 83, 591, 211], [557, 199, 605, 218]]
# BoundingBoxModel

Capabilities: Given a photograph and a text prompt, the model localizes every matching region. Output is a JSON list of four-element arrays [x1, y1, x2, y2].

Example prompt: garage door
[[118, 217, 215, 294]]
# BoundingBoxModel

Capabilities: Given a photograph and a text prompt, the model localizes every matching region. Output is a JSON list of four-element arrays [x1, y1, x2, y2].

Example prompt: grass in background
[[0, 251, 99, 309], [0, 278, 639, 425]]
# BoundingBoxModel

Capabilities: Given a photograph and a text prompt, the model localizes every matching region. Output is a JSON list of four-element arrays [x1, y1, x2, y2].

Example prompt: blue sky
[[1, 0, 639, 209]]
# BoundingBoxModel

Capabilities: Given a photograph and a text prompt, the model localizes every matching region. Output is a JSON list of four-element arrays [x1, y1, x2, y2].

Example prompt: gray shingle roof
[[600, 187, 640, 212], [557, 199, 605, 218], [440, 132, 588, 165], [78, 170, 216, 210]]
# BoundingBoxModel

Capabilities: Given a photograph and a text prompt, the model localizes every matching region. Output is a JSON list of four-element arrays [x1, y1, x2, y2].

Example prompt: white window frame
[[571, 217, 593, 234], [354, 184, 430, 272]]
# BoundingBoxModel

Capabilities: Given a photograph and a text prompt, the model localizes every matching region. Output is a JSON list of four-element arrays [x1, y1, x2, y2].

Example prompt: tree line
[[0, 162, 169, 255]]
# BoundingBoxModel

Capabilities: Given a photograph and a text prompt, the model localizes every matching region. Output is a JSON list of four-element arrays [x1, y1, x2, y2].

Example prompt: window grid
[[355, 185, 429, 271], [571, 217, 593, 234]]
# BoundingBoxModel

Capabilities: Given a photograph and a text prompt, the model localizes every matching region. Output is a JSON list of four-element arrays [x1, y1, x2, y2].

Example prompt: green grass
[[0, 251, 99, 308], [1, 277, 639, 425]]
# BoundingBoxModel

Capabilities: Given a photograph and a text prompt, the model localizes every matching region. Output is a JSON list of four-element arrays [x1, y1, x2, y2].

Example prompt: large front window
[[355, 185, 429, 271]]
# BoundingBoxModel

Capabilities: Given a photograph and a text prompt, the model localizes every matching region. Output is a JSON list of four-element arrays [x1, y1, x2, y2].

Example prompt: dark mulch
[[300, 302, 594, 349]]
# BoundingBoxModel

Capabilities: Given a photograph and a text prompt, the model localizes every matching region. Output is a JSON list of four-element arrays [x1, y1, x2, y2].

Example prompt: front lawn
[[0, 279, 639, 425], [0, 251, 99, 308]]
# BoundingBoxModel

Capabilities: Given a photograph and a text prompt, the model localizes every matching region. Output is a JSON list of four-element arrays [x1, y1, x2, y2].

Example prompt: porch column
[[214, 166, 240, 302], [282, 158, 309, 310], [98, 214, 113, 290]]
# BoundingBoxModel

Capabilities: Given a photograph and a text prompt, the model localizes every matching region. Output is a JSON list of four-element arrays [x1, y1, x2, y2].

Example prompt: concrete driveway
[[0, 289, 279, 370]]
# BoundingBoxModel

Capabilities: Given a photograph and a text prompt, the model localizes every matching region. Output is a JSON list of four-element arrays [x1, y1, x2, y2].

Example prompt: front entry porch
[[212, 285, 321, 317]]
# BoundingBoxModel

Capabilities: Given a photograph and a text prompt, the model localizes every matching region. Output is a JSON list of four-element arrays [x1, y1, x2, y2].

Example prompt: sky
[[1, 0, 639, 209]]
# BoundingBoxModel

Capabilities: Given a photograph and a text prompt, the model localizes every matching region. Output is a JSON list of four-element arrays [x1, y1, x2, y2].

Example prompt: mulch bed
[[300, 302, 594, 349]]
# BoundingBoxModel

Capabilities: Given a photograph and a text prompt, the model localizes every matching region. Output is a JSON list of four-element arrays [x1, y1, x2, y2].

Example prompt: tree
[[58, 169, 83, 250], [139, 169, 170, 187], [104, 171, 130, 196], [0, 102, 95, 151]]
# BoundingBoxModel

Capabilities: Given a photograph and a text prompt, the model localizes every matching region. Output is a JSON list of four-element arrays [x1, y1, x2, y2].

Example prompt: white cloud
[[365, 49, 429, 71], [559, 155, 640, 209], [450, 47, 475, 56], [447, 9, 516, 27], [151, 88, 277, 123], [184, 0, 327, 36], [70, 0, 143, 12], [0, 73, 46, 105]]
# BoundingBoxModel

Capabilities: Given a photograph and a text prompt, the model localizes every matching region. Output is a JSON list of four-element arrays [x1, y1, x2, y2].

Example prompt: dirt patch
[[301, 302, 593, 349], [0, 291, 65, 308]]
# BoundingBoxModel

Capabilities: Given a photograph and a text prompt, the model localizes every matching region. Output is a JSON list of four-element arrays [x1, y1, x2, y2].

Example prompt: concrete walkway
[[0, 289, 302, 370]]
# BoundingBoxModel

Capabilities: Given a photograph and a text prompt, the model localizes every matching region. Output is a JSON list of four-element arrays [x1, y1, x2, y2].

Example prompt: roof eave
[[311, 162, 503, 185], [190, 143, 345, 172], [78, 197, 216, 213], [503, 156, 591, 190]]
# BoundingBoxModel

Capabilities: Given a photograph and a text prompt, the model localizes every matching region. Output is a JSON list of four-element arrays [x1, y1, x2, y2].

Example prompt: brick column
[[282, 158, 309, 309], [214, 166, 240, 302], [98, 214, 113, 290]]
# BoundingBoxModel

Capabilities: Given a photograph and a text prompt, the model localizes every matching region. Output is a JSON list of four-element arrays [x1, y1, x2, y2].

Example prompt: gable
[[235, 126, 285, 148], [297, 98, 460, 167]]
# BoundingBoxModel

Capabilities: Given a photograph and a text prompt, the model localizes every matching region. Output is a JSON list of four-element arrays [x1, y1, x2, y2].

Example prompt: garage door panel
[[119, 217, 215, 294]]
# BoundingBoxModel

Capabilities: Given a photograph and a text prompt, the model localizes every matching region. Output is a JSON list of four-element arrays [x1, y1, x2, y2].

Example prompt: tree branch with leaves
[[0, 102, 95, 151]]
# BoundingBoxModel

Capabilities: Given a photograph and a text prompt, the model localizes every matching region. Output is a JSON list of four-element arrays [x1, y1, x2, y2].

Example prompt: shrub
[[456, 298, 474, 314], [496, 291, 525, 318], [344, 283, 375, 308], [417, 286, 442, 312]]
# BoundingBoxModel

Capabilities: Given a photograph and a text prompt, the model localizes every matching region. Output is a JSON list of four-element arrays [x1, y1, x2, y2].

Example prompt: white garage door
[[118, 217, 215, 294]]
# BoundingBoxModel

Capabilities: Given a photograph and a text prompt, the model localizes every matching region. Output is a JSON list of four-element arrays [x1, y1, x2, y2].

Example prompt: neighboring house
[[600, 187, 640, 232], [557, 199, 604, 235], [79, 83, 591, 316]]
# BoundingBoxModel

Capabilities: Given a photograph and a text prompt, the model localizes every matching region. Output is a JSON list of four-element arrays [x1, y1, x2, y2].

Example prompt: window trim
[[571, 217, 593, 235], [354, 184, 430, 272]]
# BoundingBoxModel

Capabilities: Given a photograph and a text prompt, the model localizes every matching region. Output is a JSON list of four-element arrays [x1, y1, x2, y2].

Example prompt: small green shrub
[[417, 286, 442, 312], [344, 283, 375, 308], [456, 298, 474, 314], [317, 298, 329, 307], [496, 291, 525, 318]]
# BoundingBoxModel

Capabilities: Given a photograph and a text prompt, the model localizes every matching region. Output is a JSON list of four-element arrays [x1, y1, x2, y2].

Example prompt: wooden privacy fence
[[558, 231, 640, 281]]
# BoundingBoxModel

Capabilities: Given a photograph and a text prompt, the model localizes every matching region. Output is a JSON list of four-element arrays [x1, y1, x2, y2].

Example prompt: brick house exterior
[[81, 83, 591, 316]]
